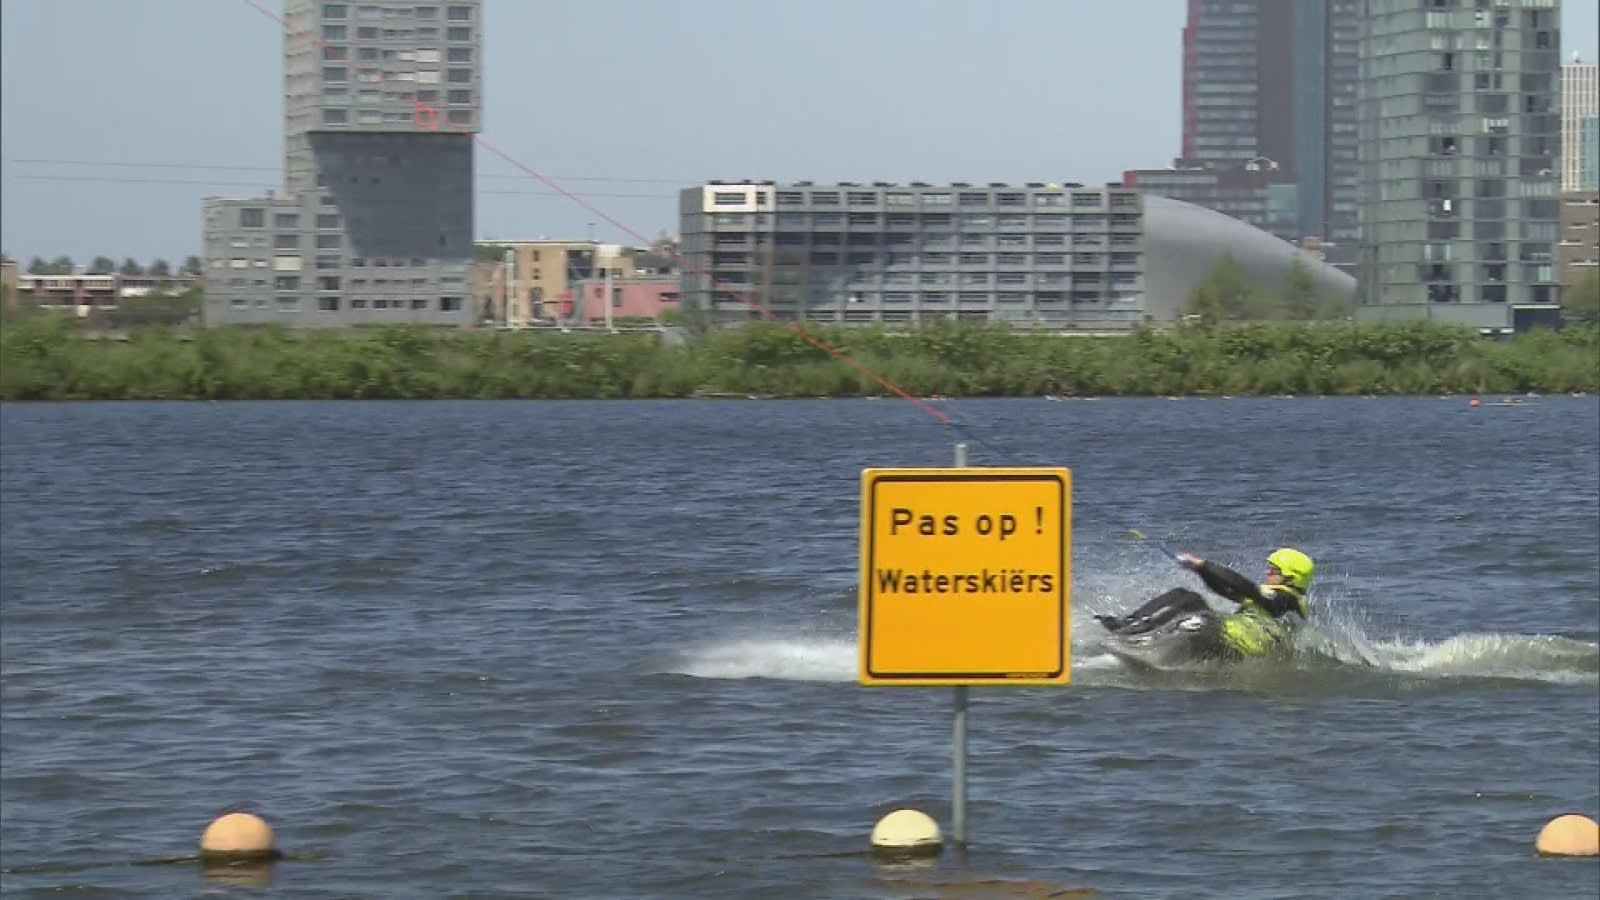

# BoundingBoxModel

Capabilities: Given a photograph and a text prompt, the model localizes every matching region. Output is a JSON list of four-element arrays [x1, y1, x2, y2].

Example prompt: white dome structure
[[1137, 194, 1358, 323]]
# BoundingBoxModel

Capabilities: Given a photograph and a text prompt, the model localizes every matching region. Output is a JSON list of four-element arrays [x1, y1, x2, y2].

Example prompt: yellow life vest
[[1219, 585, 1307, 657]]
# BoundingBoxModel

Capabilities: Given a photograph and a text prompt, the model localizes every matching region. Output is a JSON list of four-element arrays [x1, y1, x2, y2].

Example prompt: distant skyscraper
[[1357, 0, 1563, 321], [1562, 56, 1599, 191], [1162, 0, 1360, 246], [203, 1, 482, 326]]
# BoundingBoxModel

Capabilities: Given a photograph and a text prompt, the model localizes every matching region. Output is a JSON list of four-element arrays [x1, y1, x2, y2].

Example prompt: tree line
[[1185, 253, 1600, 327], [2, 316, 1595, 402], [1185, 254, 1353, 323], [17, 255, 204, 277]]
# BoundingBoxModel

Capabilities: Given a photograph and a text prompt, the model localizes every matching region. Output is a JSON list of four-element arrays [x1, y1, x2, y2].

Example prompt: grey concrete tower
[[203, 1, 483, 326]]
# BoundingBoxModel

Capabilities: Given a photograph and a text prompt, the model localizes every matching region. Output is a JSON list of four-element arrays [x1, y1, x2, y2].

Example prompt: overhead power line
[[7, 157, 694, 186], [10, 173, 676, 200]]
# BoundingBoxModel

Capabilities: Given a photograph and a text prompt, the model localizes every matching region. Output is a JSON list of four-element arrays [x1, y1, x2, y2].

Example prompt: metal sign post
[[857, 444, 1072, 850], [952, 442, 969, 848]]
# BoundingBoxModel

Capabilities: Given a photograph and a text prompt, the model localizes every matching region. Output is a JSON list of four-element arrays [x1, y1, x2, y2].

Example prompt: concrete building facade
[[1558, 191, 1599, 286], [1356, 0, 1564, 326], [1561, 57, 1598, 190], [203, 1, 482, 327], [1583, 115, 1600, 190], [678, 182, 1148, 329]]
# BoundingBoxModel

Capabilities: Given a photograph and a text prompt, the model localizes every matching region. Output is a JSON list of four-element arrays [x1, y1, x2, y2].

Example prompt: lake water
[[1, 397, 1597, 898]]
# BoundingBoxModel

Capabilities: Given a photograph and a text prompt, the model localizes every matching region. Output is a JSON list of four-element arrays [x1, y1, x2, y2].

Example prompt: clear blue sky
[[2, 0, 1597, 266]]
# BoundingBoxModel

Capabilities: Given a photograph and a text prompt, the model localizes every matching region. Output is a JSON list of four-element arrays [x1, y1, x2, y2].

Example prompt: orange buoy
[[1535, 814, 1600, 857], [199, 812, 279, 860]]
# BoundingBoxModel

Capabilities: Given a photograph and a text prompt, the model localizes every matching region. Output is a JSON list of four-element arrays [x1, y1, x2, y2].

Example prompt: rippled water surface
[[2, 397, 1597, 898]]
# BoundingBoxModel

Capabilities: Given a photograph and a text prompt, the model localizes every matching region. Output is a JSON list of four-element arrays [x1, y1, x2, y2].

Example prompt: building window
[[447, 26, 470, 40], [323, 108, 348, 125], [274, 275, 300, 291], [323, 66, 348, 82], [317, 213, 341, 229], [323, 45, 347, 61], [415, 5, 438, 17], [439, 296, 463, 311], [446, 68, 471, 83], [323, 24, 346, 40], [447, 5, 472, 20], [273, 213, 299, 229], [447, 89, 471, 104], [316, 234, 342, 249], [274, 234, 299, 250], [324, 3, 347, 19], [239, 208, 265, 228], [318, 297, 341, 311], [446, 109, 471, 125], [447, 47, 472, 63]]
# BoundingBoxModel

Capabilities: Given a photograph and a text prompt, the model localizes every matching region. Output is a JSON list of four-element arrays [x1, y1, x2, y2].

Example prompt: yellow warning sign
[[859, 467, 1072, 686]]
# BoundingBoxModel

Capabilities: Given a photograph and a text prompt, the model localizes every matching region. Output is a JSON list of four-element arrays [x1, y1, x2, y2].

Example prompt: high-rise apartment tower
[[1357, 0, 1563, 321], [1147, 0, 1362, 246], [1561, 55, 1599, 191]]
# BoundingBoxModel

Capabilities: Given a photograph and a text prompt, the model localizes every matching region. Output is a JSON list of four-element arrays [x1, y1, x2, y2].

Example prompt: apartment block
[[678, 182, 1146, 329], [1356, 0, 1564, 325], [203, 1, 482, 327], [471, 241, 638, 325]]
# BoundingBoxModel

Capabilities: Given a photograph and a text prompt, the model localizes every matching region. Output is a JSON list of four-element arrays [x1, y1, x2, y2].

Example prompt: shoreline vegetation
[[2, 313, 1596, 402]]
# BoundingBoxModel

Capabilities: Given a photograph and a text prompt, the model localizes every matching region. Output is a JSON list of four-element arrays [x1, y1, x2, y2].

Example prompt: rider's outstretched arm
[[1191, 559, 1263, 605], [1188, 558, 1303, 616]]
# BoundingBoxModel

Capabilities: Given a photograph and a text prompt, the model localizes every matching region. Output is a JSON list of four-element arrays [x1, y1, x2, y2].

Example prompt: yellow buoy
[[1536, 814, 1600, 857], [199, 812, 279, 861], [871, 809, 942, 858]]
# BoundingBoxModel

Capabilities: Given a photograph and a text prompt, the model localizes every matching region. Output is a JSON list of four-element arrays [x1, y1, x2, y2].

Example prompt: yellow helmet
[[1267, 547, 1314, 590]]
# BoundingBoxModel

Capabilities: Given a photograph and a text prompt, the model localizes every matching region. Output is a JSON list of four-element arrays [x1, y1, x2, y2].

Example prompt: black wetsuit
[[1098, 560, 1307, 635]]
